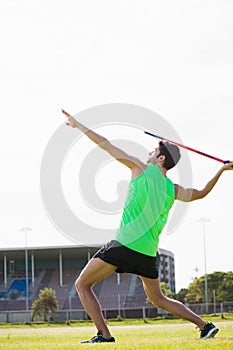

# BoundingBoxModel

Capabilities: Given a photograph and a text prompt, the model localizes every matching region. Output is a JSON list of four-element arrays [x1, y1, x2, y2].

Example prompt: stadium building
[[0, 245, 175, 323]]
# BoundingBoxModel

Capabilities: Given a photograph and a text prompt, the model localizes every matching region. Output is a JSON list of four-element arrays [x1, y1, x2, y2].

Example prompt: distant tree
[[32, 288, 58, 322], [185, 271, 233, 303], [160, 282, 175, 299], [175, 288, 189, 303], [186, 276, 205, 303], [211, 271, 233, 302]]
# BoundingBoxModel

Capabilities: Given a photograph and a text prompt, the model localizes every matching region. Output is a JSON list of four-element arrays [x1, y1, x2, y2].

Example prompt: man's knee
[[148, 292, 167, 308], [75, 276, 90, 293], [155, 295, 167, 308], [153, 294, 179, 309]]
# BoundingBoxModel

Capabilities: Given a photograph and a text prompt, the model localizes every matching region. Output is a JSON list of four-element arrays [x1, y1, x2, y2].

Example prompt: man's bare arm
[[175, 162, 233, 202], [62, 109, 145, 169]]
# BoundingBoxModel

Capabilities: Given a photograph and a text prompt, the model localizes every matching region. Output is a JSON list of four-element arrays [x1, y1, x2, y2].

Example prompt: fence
[[0, 302, 232, 324]]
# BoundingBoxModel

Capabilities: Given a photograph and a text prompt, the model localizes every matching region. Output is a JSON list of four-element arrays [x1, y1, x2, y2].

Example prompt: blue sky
[[1, 0, 233, 291]]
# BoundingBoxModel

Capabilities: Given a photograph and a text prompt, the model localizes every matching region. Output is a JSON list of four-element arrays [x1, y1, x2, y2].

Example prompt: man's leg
[[141, 276, 207, 329], [75, 257, 117, 338]]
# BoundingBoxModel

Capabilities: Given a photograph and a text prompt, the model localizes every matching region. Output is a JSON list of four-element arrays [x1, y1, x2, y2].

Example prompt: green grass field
[[0, 320, 232, 350]]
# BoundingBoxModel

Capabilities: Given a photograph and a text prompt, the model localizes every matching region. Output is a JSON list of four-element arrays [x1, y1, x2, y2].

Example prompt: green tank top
[[115, 164, 175, 256]]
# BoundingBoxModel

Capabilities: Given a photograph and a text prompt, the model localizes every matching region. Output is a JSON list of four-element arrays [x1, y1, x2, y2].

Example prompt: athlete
[[62, 109, 233, 343]]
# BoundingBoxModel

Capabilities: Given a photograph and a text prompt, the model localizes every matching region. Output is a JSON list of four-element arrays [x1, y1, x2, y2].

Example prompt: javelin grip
[[223, 160, 233, 168]]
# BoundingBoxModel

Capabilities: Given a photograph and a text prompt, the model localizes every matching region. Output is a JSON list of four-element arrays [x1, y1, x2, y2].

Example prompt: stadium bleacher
[[0, 246, 175, 317], [0, 267, 147, 312]]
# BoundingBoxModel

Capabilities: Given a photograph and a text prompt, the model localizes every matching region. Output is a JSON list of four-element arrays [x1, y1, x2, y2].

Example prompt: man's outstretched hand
[[222, 161, 233, 170], [62, 109, 77, 128]]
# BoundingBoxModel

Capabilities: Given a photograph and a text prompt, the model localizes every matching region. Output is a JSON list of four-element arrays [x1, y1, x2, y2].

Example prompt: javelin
[[144, 131, 230, 164]]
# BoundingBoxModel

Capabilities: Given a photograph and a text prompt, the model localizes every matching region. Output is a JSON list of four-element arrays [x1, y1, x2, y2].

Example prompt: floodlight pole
[[20, 227, 32, 314], [198, 218, 209, 314]]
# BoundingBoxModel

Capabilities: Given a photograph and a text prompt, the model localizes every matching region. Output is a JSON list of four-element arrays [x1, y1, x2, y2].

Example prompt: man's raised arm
[[175, 162, 233, 202], [62, 109, 144, 169]]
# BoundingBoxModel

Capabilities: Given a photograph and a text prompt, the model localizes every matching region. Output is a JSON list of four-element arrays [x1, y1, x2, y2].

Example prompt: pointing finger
[[61, 109, 71, 118]]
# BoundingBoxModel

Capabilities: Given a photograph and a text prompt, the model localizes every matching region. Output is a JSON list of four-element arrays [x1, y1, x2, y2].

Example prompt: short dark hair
[[158, 141, 181, 170]]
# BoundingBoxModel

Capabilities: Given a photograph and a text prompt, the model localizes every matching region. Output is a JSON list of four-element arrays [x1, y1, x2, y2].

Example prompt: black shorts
[[93, 240, 159, 279]]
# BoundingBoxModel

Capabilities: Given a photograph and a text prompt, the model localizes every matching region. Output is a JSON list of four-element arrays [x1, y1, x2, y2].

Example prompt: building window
[[9, 260, 15, 274]]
